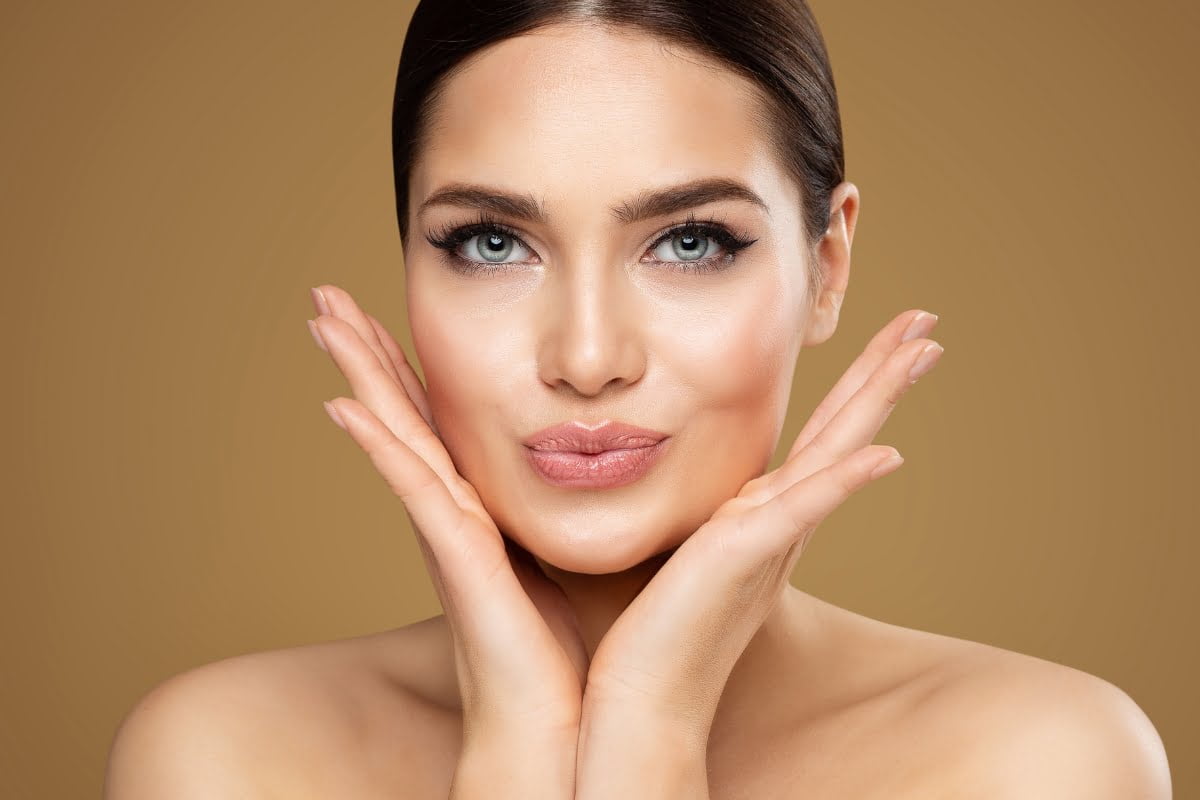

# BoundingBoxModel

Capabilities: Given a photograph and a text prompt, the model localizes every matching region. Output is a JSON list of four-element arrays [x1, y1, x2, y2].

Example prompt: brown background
[[2, 0, 1196, 795]]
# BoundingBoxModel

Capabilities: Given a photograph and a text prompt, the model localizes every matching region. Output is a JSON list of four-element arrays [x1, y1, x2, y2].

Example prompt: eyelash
[[423, 210, 759, 277]]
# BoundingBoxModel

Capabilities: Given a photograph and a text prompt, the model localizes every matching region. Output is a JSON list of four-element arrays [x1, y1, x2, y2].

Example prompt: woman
[[105, 1, 1170, 797]]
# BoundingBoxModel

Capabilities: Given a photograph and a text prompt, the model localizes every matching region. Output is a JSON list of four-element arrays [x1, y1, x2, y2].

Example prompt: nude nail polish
[[901, 311, 938, 343], [323, 400, 347, 430], [310, 286, 331, 316], [307, 318, 328, 351], [908, 342, 944, 382]]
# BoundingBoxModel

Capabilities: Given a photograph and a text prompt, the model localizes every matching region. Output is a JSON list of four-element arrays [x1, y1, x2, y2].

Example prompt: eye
[[424, 211, 758, 277], [463, 230, 532, 264], [644, 220, 758, 274], [424, 215, 537, 276]]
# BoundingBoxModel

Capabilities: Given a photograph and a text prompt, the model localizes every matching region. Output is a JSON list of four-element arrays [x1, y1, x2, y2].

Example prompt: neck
[[533, 547, 831, 741], [534, 549, 672, 660]]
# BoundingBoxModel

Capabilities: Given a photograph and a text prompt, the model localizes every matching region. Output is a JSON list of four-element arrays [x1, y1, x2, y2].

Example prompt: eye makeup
[[423, 209, 759, 277]]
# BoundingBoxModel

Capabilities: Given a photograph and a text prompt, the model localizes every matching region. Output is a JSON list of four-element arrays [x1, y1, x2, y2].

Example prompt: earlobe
[[802, 288, 844, 346]]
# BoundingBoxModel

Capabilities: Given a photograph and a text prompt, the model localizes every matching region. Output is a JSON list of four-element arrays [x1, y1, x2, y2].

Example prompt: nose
[[536, 261, 646, 398]]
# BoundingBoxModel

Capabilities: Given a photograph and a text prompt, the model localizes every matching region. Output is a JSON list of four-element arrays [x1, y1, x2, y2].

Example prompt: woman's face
[[405, 23, 828, 575]]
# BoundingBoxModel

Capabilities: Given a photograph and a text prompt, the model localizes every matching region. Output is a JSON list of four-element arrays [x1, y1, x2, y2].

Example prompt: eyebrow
[[415, 177, 770, 225]]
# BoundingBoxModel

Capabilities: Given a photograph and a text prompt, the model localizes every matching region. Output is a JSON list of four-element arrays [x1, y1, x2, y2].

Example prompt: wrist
[[579, 703, 709, 761], [575, 702, 710, 800], [580, 682, 714, 756], [452, 732, 577, 800]]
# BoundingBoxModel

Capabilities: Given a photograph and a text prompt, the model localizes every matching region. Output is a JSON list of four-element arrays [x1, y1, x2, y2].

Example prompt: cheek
[[665, 274, 798, 415], [658, 271, 800, 484], [406, 278, 530, 481]]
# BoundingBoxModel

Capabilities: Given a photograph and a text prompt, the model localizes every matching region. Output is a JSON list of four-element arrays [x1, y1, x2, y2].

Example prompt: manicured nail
[[901, 311, 938, 343], [307, 318, 328, 351], [323, 400, 347, 430], [310, 286, 331, 316], [908, 342, 944, 382], [870, 450, 905, 479]]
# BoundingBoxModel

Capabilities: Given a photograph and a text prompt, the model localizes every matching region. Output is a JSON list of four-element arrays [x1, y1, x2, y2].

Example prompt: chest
[[280, 709, 971, 800], [704, 680, 979, 799], [266, 658, 982, 800], [268, 739, 961, 800], [706, 727, 964, 800]]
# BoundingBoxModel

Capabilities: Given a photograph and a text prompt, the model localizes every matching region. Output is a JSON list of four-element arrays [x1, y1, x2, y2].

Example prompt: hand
[[579, 309, 944, 750], [305, 284, 587, 790]]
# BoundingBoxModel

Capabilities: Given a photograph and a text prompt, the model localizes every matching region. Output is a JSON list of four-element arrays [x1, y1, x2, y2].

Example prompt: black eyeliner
[[423, 208, 759, 275]]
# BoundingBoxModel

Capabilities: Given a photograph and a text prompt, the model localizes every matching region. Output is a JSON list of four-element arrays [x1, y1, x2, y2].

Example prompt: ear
[[803, 181, 860, 347]]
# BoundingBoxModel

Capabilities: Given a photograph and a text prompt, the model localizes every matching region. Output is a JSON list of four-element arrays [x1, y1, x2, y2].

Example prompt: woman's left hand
[[575, 309, 943, 796]]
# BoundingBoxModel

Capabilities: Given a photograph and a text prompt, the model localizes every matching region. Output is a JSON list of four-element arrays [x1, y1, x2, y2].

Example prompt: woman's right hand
[[306, 284, 586, 793]]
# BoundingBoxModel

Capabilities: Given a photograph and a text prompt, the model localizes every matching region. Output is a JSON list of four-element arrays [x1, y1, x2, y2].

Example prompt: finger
[[327, 398, 583, 721], [328, 398, 551, 662], [786, 309, 938, 462], [754, 336, 942, 500], [326, 396, 495, 592], [505, 537, 590, 686], [363, 310, 436, 433], [729, 444, 903, 565], [411, 521, 453, 619], [312, 284, 404, 386], [315, 313, 459, 488]]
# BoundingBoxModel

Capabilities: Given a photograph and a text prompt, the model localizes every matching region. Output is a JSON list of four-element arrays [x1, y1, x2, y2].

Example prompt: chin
[[506, 506, 688, 576]]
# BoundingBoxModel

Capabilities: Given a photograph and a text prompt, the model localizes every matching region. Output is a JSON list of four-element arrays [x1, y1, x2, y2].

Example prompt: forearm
[[574, 706, 711, 800]]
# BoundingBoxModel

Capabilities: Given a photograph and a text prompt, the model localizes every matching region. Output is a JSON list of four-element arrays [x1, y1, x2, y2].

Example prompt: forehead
[[411, 23, 790, 217]]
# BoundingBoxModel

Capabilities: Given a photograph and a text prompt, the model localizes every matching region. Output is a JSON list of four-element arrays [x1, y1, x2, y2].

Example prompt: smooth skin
[[101, 292, 1172, 799], [316, 289, 929, 798], [104, 21, 1170, 800]]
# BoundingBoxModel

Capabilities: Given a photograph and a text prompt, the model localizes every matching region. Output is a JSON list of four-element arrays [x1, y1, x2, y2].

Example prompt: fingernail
[[307, 318, 328, 351], [901, 311, 939, 343], [323, 400, 347, 430], [870, 450, 905, 479], [310, 286, 331, 316], [908, 342, 944, 382]]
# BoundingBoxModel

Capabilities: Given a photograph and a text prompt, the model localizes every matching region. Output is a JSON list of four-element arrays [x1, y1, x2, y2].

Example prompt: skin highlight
[[407, 25, 825, 568], [396, 21, 883, 788], [399, 26, 867, 748]]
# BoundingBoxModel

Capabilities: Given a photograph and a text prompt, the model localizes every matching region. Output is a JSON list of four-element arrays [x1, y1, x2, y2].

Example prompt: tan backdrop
[[1, 0, 1196, 795]]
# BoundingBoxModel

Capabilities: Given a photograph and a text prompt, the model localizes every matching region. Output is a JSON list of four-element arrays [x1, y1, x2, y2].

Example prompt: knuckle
[[789, 512, 819, 540], [713, 512, 753, 560], [835, 460, 864, 494], [395, 471, 440, 506], [882, 379, 907, 408], [783, 497, 821, 539], [447, 474, 482, 507], [737, 474, 765, 498], [803, 433, 837, 467], [864, 359, 908, 408]]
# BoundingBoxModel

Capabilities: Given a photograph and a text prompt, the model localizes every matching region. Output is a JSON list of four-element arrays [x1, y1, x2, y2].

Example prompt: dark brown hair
[[392, 0, 844, 294]]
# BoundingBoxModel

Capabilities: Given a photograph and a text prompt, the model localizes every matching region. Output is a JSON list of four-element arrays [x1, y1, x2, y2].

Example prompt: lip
[[522, 420, 670, 489], [523, 420, 669, 453]]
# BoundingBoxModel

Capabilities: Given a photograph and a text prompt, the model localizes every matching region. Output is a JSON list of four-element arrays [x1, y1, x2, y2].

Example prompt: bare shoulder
[[104, 617, 461, 799], [898, 626, 1173, 798]]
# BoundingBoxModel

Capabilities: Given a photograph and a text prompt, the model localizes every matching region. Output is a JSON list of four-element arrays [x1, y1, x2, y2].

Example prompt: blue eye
[[424, 212, 758, 276], [456, 228, 533, 268], [645, 223, 756, 273], [423, 216, 533, 276]]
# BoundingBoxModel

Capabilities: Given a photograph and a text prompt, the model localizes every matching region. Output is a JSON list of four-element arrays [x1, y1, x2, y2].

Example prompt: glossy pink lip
[[523, 420, 668, 453], [522, 420, 670, 489]]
